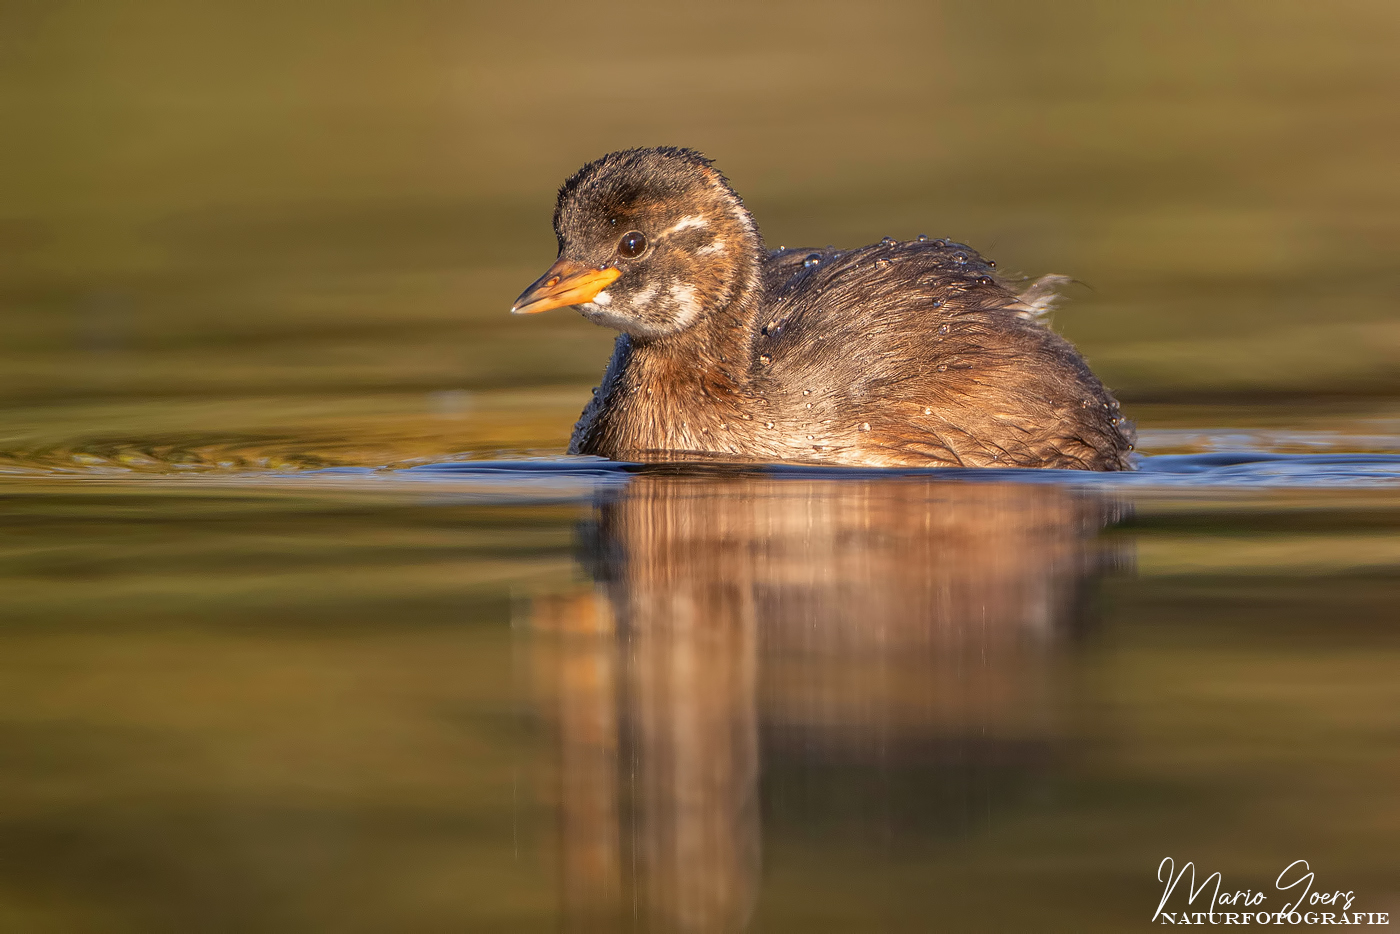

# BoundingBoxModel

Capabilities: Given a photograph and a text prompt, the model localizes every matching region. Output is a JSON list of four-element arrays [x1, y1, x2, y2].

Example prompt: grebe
[[512, 147, 1133, 470]]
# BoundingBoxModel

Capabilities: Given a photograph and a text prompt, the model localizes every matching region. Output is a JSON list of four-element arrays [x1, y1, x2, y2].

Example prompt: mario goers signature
[[1154, 859, 1390, 925]]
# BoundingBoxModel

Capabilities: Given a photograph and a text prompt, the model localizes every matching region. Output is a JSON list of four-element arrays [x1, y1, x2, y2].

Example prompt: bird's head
[[511, 147, 762, 339]]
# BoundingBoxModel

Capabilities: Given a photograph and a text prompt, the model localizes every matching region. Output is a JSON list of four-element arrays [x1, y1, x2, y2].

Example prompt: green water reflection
[[1, 477, 1397, 930], [2, 1, 1398, 930]]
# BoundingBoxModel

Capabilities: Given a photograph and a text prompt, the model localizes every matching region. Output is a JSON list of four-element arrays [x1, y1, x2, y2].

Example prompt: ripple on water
[[3, 431, 1400, 494], [352, 450, 1400, 503]]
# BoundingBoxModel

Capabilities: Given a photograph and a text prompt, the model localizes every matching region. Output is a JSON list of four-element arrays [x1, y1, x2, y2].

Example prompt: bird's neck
[[591, 258, 767, 458], [633, 250, 764, 396]]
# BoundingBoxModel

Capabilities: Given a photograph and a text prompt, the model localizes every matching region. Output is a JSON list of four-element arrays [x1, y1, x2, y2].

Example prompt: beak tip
[[510, 262, 620, 318]]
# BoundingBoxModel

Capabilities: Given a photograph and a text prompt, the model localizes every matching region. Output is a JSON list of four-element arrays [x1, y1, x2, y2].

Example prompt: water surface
[[2, 455, 1398, 931], [2, 1, 1398, 930]]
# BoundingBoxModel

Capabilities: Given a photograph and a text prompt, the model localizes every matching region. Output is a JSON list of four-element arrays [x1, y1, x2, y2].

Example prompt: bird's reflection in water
[[527, 475, 1129, 933]]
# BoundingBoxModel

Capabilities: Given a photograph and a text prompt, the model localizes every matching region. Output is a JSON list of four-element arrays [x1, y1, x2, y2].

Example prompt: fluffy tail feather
[[1009, 274, 1073, 319]]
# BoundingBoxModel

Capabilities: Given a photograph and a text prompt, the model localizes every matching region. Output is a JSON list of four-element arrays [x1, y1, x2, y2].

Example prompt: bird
[[510, 147, 1135, 470]]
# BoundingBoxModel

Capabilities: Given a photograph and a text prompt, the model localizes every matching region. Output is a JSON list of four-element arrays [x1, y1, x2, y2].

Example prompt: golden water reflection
[[529, 477, 1127, 932]]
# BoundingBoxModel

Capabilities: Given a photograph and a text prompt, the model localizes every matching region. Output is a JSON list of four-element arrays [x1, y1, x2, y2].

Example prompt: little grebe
[[511, 147, 1134, 470]]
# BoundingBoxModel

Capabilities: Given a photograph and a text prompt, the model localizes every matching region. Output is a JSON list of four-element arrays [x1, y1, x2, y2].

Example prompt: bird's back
[[753, 239, 1135, 469]]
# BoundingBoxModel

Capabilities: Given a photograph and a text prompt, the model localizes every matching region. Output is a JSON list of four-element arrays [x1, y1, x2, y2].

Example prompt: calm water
[[3, 1, 1399, 931], [2, 455, 1398, 931]]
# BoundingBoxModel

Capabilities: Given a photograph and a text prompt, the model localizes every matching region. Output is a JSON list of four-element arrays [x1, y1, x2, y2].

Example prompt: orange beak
[[510, 259, 622, 315]]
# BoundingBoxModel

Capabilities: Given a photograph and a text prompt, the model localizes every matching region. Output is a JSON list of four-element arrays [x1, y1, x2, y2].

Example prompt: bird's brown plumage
[[512, 147, 1135, 470]]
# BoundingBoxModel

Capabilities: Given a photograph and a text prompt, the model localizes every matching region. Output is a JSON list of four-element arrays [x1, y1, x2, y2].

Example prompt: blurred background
[[2, 0, 1397, 469], [1, 4, 1399, 932]]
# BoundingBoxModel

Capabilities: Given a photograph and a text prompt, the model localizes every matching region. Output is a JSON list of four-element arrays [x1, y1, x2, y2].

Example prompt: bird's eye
[[617, 231, 648, 258]]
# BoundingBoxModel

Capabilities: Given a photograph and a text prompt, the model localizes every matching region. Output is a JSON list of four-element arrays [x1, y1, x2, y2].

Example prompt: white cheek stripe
[[668, 283, 701, 327], [661, 215, 708, 236], [696, 239, 727, 255]]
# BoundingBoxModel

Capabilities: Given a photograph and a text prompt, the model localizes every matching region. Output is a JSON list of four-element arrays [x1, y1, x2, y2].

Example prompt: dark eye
[[617, 231, 648, 258]]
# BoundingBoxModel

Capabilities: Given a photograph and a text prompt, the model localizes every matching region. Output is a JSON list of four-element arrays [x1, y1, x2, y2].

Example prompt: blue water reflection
[[369, 449, 1400, 497]]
